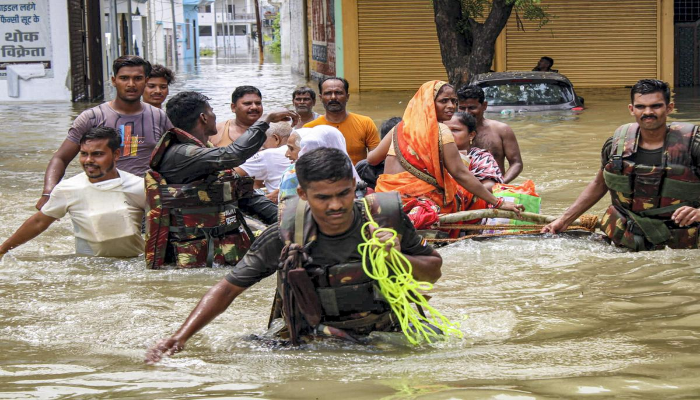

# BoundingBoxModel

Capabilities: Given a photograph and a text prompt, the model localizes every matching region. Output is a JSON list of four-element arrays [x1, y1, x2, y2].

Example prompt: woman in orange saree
[[375, 80, 522, 218]]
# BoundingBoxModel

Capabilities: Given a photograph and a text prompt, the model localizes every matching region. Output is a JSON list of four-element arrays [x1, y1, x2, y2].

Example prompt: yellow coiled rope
[[357, 199, 463, 345]]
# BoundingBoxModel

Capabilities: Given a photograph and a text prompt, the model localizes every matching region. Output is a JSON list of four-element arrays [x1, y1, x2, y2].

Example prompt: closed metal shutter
[[504, 0, 658, 87], [357, 0, 447, 91], [68, 0, 88, 102]]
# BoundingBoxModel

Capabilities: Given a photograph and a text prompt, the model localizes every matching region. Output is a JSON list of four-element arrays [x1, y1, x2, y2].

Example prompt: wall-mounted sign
[[0, 1, 52, 79]]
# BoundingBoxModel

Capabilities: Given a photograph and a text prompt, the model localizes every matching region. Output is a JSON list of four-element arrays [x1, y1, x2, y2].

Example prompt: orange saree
[[376, 80, 486, 215]]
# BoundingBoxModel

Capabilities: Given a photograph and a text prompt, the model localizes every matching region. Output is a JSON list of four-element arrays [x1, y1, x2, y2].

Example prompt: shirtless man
[[210, 86, 263, 147], [457, 85, 523, 183]]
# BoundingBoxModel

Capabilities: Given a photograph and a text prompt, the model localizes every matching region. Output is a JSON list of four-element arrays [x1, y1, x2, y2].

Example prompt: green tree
[[433, 0, 550, 85], [269, 13, 281, 54]]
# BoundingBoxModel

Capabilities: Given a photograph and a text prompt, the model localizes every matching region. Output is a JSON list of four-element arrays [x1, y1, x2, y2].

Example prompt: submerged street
[[1, 58, 700, 398]]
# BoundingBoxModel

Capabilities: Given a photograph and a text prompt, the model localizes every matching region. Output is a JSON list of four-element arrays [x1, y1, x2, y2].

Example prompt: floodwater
[[1, 57, 700, 399]]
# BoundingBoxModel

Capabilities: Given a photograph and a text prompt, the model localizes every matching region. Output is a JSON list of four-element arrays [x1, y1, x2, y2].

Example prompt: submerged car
[[470, 71, 584, 112]]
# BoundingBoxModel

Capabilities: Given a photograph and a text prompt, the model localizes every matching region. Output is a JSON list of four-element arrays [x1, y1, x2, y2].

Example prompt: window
[[235, 25, 246, 35], [199, 25, 212, 36], [198, 5, 211, 13], [676, 0, 700, 23], [480, 81, 574, 106]]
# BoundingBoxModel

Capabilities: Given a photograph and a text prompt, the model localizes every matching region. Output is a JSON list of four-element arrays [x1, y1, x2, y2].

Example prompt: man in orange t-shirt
[[303, 77, 380, 165]]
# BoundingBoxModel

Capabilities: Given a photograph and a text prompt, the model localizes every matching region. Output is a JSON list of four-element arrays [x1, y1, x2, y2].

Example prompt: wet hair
[[80, 126, 121, 151], [292, 86, 316, 102], [457, 84, 485, 104], [149, 64, 175, 84], [541, 56, 554, 67], [231, 86, 262, 104], [631, 79, 671, 105], [296, 147, 354, 189], [112, 55, 151, 77], [165, 91, 211, 132], [453, 112, 477, 133], [266, 122, 293, 139], [380, 117, 402, 139], [318, 76, 349, 94]]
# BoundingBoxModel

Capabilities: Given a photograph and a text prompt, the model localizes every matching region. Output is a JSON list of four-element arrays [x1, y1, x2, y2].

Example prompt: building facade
[[303, 0, 676, 92], [196, 0, 278, 56], [146, 0, 208, 64]]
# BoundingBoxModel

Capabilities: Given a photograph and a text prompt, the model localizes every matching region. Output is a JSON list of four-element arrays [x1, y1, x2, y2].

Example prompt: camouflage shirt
[[225, 203, 433, 288]]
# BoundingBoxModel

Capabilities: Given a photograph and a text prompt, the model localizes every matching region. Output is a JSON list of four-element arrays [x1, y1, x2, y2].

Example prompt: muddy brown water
[[1, 59, 699, 399]]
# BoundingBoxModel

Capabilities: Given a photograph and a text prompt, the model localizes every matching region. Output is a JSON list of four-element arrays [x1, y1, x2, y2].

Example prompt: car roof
[[471, 71, 574, 85]]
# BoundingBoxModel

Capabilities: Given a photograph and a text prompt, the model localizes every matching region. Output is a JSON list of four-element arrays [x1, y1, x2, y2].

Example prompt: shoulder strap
[[392, 123, 440, 189], [665, 122, 697, 166], [279, 196, 317, 246], [361, 192, 404, 234], [149, 128, 206, 169], [294, 199, 306, 245], [610, 123, 639, 171]]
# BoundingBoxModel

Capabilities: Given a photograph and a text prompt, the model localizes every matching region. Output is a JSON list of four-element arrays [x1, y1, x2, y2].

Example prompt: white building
[[197, 0, 256, 54], [197, 0, 279, 56]]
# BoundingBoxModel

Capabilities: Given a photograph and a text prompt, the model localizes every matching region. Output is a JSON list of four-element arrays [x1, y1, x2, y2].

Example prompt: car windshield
[[480, 81, 574, 106]]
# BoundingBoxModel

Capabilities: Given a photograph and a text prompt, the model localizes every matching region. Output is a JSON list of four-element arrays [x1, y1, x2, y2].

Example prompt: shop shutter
[[357, 0, 448, 91], [504, 0, 658, 87]]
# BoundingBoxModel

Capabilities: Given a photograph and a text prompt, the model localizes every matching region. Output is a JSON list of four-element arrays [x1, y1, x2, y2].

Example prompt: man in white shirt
[[234, 122, 293, 203], [0, 127, 146, 259]]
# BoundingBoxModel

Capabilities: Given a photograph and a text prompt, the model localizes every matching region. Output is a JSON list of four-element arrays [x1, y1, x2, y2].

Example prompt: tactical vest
[[270, 192, 404, 344], [601, 122, 700, 250], [144, 128, 255, 269]]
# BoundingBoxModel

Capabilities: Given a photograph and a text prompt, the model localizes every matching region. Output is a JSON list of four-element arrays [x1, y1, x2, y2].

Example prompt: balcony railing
[[230, 12, 255, 20]]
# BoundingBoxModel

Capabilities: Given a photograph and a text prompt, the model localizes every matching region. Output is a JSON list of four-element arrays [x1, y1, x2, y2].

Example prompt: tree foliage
[[269, 13, 281, 54], [459, 0, 550, 32]]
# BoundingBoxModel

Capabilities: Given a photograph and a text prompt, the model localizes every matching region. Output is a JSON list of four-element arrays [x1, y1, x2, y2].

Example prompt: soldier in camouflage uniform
[[543, 79, 700, 251], [144, 91, 298, 268], [145, 148, 442, 362]]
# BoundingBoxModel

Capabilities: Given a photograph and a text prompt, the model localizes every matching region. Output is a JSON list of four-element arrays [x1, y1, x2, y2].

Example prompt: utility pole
[[212, 1, 218, 57], [170, 0, 178, 68], [228, 0, 235, 55], [126, 0, 133, 54], [254, 0, 264, 63], [107, 0, 117, 62], [231, 1, 237, 54], [224, 1, 230, 57], [146, 0, 152, 60], [219, 1, 228, 58]]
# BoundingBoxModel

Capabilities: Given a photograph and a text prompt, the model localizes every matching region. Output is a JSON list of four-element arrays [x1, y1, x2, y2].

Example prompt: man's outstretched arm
[[0, 212, 57, 257], [145, 278, 246, 364], [542, 169, 608, 233], [36, 140, 79, 210], [501, 126, 523, 183]]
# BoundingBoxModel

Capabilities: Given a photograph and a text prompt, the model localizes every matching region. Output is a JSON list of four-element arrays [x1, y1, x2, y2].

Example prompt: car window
[[481, 81, 574, 106]]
